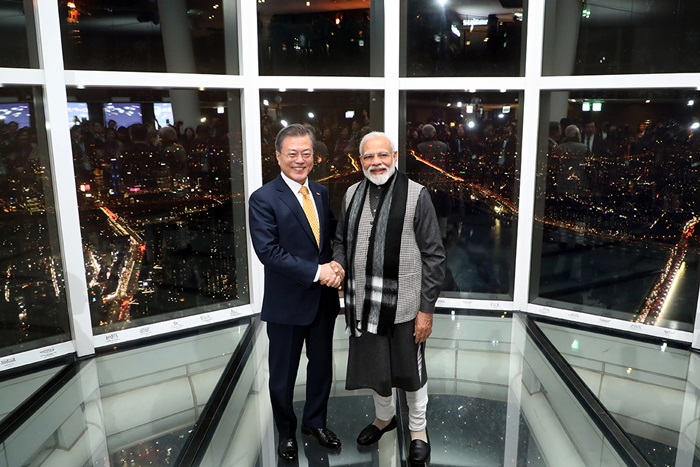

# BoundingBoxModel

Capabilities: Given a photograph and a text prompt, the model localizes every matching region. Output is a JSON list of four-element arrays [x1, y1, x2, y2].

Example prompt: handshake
[[320, 261, 345, 289]]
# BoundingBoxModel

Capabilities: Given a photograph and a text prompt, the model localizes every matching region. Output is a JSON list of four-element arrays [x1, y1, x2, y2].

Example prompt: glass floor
[[0, 312, 698, 466]]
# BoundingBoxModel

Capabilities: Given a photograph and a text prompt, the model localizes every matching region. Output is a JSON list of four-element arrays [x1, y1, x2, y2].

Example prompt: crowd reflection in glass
[[0, 119, 68, 354], [404, 114, 519, 297], [68, 112, 247, 332], [538, 111, 700, 330], [260, 108, 372, 186], [303, 94, 700, 332], [260, 97, 521, 298], [2, 91, 699, 353]]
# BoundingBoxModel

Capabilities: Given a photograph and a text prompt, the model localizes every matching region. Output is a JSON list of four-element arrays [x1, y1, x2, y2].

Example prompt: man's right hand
[[320, 261, 344, 289]]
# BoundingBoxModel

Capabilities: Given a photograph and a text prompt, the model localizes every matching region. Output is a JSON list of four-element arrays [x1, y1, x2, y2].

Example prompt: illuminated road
[[411, 155, 699, 326], [338, 153, 698, 327], [99, 206, 145, 323], [636, 218, 698, 325]]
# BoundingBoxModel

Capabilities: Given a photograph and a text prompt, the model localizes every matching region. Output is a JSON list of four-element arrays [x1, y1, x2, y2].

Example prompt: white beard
[[363, 163, 396, 185]]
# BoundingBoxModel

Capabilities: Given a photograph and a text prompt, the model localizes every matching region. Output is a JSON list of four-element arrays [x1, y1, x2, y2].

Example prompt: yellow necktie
[[300, 186, 320, 246]]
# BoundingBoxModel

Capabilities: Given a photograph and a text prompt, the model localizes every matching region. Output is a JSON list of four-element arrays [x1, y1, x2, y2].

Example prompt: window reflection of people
[[551, 124, 592, 283], [333, 132, 445, 465], [416, 123, 449, 167], [583, 120, 607, 155], [553, 124, 591, 202], [158, 126, 187, 186], [248, 124, 343, 463], [332, 125, 352, 166], [548, 121, 561, 152], [305, 123, 330, 179], [120, 123, 156, 191], [546, 121, 562, 194], [180, 126, 196, 153], [4, 128, 40, 180], [499, 122, 518, 173]]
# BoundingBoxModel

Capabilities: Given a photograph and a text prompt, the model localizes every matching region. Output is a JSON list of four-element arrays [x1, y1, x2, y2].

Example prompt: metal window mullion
[[253, 75, 386, 90], [540, 73, 700, 91], [238, 0, 265, 314], [33, 1, 94, 357], [0, 67, 44, 85], [398, 76, 526, 91], [513, 0, 546, 310], [527, 303, 693, 344], [384, 0, 400, 142], [64, 70, 246, 89]]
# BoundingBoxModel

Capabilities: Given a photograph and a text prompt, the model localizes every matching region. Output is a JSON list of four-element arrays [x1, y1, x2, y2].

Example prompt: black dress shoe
[[356, 417, 397, 446], [301, 425, 342, 450], [409, 439, 430, 463], [277, 437, 298, 462]]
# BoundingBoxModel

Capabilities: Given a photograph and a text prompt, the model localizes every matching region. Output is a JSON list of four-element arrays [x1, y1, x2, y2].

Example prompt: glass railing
[[0, 322, 248, 466]]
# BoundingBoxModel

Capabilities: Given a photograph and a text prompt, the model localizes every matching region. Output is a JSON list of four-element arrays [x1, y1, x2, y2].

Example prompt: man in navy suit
[[249, 124, 343, 462]]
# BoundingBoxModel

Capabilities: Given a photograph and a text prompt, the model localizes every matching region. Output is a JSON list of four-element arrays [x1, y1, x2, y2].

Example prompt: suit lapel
[[274, 175, 319, 249]]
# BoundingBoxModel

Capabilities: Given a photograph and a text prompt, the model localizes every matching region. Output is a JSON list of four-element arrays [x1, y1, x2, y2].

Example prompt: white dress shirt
[[279, 172, 322, 281]]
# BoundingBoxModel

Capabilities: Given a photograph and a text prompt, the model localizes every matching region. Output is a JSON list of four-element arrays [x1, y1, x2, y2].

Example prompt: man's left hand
[[414, 311, 433, 344]]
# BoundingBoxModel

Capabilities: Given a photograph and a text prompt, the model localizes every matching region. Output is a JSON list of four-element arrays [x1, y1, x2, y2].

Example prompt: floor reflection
[[204, 315, 632, 466], [4, 314, 700, 466]]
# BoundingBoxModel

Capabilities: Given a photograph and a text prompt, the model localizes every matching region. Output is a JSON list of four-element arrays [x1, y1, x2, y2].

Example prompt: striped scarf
[[343, 171, 408, 336]]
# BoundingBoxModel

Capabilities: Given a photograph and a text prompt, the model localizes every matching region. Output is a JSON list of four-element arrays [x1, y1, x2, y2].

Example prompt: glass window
[[0, 1, 32, 68], [403, 0, 526, 77], [403, 91, 521, 298], [517, 319, 631, 467], [259, 89, 383, 214], [0, 364, 65, 424], [59, 1, 237, 74], [543, 0, 700, 76], [258, 2, 376, 76], [0, 86, 70, 358], [532, 90, 700, 332], [541, 321, 697, 465], [0, 323, 248, 466], [67, 87, 248, 334]]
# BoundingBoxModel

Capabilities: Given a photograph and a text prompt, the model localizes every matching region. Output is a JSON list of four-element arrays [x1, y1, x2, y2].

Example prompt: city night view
[[3, 0, 700, 466], [0, 87, 249, 354], [258, 88, 700, 332], [72, 90, 249, 334], [0, 95, 69, 354]]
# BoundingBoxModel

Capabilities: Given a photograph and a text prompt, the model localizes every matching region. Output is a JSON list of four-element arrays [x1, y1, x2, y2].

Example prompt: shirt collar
[[280, 171, 309, 194]]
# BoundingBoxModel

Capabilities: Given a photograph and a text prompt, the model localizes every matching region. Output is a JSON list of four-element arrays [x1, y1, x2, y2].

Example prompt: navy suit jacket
[[249, 175, 340, 326]]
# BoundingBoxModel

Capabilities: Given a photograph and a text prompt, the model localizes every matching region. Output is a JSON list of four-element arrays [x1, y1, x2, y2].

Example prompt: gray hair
[[358, 131, 395, 156], [564, 124, 581, 141], [158, 125, 178, 142], [421, 124, 437, 138]]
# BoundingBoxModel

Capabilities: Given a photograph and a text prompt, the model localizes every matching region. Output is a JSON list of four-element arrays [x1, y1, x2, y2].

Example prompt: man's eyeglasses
[[361, 151, 393, 162], [281, 152, 313, 160]]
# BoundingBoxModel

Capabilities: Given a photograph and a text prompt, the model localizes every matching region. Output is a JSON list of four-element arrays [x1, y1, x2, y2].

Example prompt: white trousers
[[372, 383, 428, 432]]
